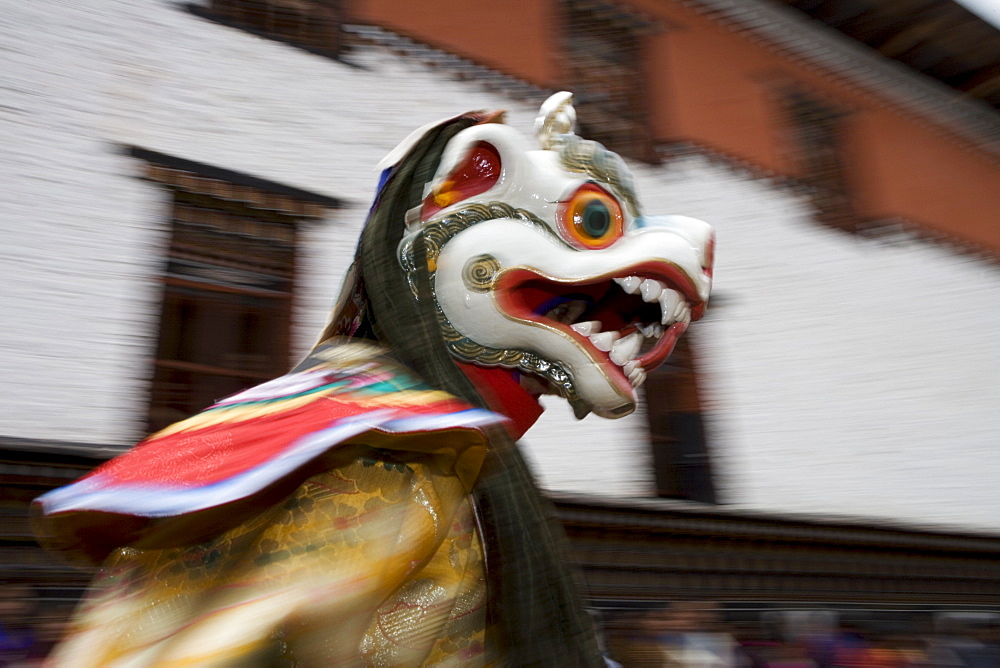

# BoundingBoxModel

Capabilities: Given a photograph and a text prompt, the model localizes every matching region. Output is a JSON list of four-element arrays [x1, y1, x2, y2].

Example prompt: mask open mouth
[[494, 265, 703, 389]]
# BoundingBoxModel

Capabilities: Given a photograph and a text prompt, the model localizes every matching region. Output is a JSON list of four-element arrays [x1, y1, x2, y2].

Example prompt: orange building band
[[354, 0, 1000, 254]]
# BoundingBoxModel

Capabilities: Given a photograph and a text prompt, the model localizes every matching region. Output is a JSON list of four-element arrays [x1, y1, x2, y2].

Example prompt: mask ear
[[421, 141, 501, 221]]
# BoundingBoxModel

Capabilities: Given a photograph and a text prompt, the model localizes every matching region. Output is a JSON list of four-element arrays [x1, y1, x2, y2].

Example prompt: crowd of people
[[4, 585, 1000, 666], [602, 601, 1000, 667], [0, 586, 73, 667]]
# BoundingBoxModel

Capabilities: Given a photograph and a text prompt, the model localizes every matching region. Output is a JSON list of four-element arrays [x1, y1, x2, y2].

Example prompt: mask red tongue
[[455, 363, 544, 441], [498, 274, 643, 336]]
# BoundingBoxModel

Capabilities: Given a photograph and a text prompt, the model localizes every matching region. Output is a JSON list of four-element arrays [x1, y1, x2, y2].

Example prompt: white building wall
[[0, 0, 539, 443], [2, 0, 1000, 532]]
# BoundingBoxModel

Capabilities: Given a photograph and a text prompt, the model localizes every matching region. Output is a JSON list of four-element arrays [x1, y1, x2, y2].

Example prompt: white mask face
[[398, 93, 714, 419]]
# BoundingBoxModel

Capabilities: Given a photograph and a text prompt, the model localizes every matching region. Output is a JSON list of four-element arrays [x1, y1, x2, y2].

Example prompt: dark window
[[782, 88, 857, 231], [191, 0, 345, 59], [132, 148, 338, 434], [562, 0, 653, 161], [643, 336, 717, 504]]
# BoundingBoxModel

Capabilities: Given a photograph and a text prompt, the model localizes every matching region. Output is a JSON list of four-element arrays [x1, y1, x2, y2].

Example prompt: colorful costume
[[33, 94, 713, 666]]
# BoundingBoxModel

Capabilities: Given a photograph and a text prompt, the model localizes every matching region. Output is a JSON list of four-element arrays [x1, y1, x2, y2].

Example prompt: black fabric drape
[[349, 116, 603, 666]]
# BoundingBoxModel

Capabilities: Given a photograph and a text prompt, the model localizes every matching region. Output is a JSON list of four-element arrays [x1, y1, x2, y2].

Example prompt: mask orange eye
[[558, 184, 624, 250]]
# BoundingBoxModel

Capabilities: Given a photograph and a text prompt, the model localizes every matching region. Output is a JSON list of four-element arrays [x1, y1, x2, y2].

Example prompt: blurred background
[[2, 0, 999, 664]]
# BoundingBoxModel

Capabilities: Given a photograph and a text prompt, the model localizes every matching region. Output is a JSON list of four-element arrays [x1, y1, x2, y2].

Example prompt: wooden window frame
[[779, 86, 859, 232], [643, 335, 718, 503], [129, 147, 340, 434], [561, 0, 656, 162], [187, 0, 347, 61]]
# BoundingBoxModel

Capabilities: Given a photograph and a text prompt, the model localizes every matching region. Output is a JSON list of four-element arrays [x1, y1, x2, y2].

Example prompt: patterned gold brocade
[[47, 446, 490, 666]]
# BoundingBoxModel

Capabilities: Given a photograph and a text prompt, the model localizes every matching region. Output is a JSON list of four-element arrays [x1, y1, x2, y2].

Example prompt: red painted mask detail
[[421, 142, 502, 220], [703, 232, 715, 280]]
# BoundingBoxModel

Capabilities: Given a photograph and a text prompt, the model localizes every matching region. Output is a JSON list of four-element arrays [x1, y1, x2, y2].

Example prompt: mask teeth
[[614, 275, 691, 328], [550, 275, 693, 390], [567, 321, 652, 390]]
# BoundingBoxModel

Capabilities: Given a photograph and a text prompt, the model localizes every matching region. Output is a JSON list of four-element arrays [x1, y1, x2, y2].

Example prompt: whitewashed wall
[[2, 0, 1000, 532], [0, 0, 537, 443]]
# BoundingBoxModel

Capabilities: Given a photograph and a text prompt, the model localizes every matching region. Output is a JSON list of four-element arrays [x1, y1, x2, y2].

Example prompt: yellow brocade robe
[[47, 446, 490, 667]]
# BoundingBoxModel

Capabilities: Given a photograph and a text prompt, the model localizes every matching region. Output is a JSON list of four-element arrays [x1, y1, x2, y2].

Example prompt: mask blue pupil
[[581, 201, 610, 237]]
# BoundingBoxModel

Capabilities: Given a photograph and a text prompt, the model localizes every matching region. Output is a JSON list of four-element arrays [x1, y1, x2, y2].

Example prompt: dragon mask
[[32, 94, 716, 666], [354, 92, 714, 421]]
